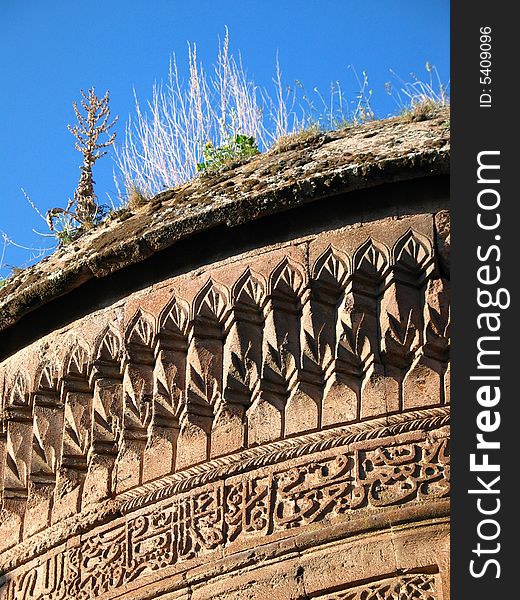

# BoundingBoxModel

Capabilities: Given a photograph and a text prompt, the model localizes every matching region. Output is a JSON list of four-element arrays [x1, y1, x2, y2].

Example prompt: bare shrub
[[47, 88, 118, 236]]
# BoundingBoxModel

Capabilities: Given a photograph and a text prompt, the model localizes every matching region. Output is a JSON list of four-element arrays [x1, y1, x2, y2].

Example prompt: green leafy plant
[[49, 212, 83, 245], [196, 134, 259, 173]]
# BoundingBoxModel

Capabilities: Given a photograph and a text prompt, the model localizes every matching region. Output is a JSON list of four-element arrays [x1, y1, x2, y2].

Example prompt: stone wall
[[0, 112, 450, 599]]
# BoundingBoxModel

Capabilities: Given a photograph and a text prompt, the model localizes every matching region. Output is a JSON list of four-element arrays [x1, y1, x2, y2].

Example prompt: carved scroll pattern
[[322, 573, 437, 599]]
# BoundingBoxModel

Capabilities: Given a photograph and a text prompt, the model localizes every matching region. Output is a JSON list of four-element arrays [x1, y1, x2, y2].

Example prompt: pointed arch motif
[[9, 371, 28, 406], [63, 339, 91, 378], [232, 268, 267, 311], [392, 229, 433, 274], [312, 245, 349, 290], [269, 258, 306, 300], [125, 310, 155, 348], [33, 359, 61, 408], [95, 326, 122, 363], [353, 238, 390, 282], [159, 296, 190, 337], [193, 279, 230, 325], [35, 361, 59, 392]]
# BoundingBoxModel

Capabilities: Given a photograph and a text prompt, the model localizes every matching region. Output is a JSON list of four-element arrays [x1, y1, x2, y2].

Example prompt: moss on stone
[[0, 109, 450, 334]]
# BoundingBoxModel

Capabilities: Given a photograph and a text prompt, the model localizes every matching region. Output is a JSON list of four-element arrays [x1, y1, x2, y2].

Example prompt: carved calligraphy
[[0, 433, 449, 599]]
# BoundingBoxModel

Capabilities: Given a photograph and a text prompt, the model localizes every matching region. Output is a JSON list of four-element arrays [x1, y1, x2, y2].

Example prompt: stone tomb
[[0, 111, 450, 599]]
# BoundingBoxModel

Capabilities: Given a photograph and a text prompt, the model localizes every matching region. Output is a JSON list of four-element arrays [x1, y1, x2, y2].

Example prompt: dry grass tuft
[[401, 98, 444, 122], [127, 185, 150, 210], [270, 124, 322, 154], [112, 32, 380, 201], [386, 63, 449, 122]]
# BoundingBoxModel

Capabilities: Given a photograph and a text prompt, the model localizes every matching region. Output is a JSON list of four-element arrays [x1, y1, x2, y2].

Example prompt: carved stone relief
[[0, 210, 450, 599], [0, 422, 449, 599]]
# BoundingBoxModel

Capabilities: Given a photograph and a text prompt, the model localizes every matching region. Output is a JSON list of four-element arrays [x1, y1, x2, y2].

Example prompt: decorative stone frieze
[[0, 110, 450, 599]]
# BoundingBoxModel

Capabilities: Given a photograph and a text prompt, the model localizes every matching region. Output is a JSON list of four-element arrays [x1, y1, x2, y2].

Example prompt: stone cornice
[[0, 110, 449, 334]]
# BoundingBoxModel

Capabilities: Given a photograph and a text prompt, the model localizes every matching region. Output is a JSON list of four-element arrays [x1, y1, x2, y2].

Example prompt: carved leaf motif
[[5, 431, 27, 487], [161, 297, 189, 336], [383, 311, 420, 364], [388, 312, 417, 346], [425, 279, 451, 348], [338, 313, 370, 365], [31, 428, 49, 469], [5, 453, 21, 487], [93, 388, 112, 429], [187, 351, 220, 410], [313, 246, 349, 289], [32, 413, 55, 474], [9, 372, 27, 405], [229, 344, 259, 386], [224, 343, 259, 407], [156, 360, 180, 402], [427, 304, 451, 340], [231, 349, 248, 383], [231, 350, 253, 387], [303, 327, 332, 370], [96, 328, 122, 362], [124, 370, 149, 424], [303, 329, 319, 367], [261, 335, 296, 385], [183, 371, 216, 423], [354, 239, 388, 280], [64, 401, 87, 453], [394, 230, 431, 272], [262, 342, 284, 380]]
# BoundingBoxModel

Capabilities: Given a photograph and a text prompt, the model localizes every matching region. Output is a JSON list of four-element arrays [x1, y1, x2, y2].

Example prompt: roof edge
[[0, 109, 450, 335]]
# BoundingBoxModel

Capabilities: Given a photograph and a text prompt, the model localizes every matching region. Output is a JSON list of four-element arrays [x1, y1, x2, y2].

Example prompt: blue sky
[[0, 1, 449, 277]]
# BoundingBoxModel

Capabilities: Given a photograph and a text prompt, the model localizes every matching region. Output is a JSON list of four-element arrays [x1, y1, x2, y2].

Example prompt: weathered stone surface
[[0, 111, 450, 598], [0, 110, 449, 337]]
